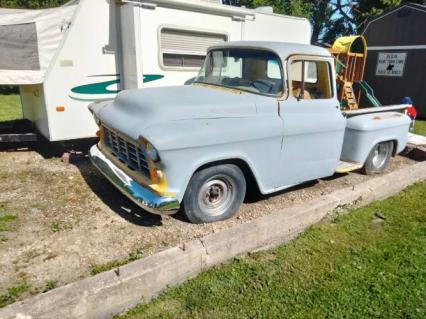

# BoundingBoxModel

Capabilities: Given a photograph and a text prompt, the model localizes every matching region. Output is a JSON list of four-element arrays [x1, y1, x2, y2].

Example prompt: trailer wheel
[[183, 164, 246, 224], [363, 141, 394, 175]]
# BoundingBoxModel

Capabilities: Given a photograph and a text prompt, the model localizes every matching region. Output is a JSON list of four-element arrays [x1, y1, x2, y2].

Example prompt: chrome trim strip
[[89, 145, 180, 215]]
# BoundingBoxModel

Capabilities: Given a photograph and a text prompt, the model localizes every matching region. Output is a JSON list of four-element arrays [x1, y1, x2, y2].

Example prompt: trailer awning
[[0, 4, 77, 85]]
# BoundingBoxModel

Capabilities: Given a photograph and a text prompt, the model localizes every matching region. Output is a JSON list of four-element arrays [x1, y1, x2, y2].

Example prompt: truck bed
[[342, 104, 409, 117]]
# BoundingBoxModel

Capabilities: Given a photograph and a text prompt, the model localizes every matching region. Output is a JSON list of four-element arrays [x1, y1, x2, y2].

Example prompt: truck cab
[[89, 41, 411, 224]]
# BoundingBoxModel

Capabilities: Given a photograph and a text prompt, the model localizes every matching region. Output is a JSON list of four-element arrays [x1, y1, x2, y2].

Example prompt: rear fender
[[341, 112, 410, 163]]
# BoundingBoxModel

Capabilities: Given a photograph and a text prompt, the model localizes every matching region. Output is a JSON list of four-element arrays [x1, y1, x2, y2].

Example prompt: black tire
[[183, 164, 246, 224], [363, 141, 394, 175]]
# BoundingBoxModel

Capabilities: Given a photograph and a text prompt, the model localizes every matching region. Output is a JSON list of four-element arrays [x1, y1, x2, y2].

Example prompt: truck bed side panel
[[341, 112, 410, 163]]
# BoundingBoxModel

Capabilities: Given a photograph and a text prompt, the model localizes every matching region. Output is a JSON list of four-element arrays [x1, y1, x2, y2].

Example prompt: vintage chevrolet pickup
[[88, 41, 411, 224]]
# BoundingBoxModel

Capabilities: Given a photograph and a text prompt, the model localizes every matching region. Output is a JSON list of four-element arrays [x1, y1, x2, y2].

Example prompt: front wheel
[[363, 141, 394, 175], [183, 164, 246, 224]]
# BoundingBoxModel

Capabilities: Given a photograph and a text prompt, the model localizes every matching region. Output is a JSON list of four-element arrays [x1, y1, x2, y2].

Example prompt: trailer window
[[0, 23, 40, 71], [289, 60, 333, 100], [163, 54, 205, 67], [160, 28, 227, 69]]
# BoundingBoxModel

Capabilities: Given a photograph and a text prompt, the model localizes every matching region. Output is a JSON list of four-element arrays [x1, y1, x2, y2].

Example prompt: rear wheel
[[363, 141, 394, 175], [183, 164, 246, 224]]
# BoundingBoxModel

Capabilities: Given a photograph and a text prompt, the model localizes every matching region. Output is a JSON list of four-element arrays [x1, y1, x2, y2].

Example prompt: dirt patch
[[0, 145, 418, 300]]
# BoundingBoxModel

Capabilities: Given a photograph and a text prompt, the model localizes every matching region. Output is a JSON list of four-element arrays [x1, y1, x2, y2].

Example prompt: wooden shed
[[362, 3, 426, 118]]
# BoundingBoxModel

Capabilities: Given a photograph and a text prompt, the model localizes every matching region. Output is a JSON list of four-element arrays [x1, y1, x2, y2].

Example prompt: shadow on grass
[[0, 136, 97, 159], [0, 136, 190, 226], [243, 179, 317, 204]]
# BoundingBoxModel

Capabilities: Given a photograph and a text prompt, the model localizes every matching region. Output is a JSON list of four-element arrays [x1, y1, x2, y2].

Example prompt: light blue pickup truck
[[89, 41, 410, 224]]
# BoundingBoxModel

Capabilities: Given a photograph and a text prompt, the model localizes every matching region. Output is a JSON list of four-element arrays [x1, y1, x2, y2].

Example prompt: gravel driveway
[[0, 143, 418, 300]]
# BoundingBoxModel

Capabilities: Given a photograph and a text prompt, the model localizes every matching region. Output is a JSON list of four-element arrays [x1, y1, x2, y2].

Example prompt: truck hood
[[93, 85, 257, 140]]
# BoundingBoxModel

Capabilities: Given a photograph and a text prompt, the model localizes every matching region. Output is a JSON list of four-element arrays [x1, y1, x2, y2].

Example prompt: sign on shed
[[376, 52, 407, 77]]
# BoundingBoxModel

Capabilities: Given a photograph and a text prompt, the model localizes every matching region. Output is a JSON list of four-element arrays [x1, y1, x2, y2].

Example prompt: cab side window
[[289, 60, 333, 100]]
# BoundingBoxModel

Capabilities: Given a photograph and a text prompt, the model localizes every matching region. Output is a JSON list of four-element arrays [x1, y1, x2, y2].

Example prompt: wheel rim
[[372, 143, 390, 169], [197, 175, 236, 217]]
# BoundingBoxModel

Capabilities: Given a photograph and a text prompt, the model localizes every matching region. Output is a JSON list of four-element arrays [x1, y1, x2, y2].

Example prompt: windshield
[[195, 49, 284, 96]]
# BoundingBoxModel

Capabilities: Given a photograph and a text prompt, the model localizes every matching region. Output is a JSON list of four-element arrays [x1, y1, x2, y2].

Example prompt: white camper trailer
[[0, 0, 311, 141]]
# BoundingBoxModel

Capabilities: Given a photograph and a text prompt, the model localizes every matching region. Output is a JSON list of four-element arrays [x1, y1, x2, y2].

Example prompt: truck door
[[278, 55, 346, 186]]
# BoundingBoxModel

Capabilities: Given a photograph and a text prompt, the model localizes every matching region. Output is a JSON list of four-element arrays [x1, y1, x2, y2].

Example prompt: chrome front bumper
[[89, 145, 180, 215]]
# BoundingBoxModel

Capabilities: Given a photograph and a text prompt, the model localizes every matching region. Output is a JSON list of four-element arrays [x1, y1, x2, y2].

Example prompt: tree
[[235, 0, 426, 43], [309, 0, 354, 44], [0, 0, 68, 9], [331, 0, 426, 31], [235, 0, 353, 44], [236, 0, 313, 19]]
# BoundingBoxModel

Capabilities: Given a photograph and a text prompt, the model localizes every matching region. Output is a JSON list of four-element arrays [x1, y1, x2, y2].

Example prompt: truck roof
[[209, 41, 331, 61]]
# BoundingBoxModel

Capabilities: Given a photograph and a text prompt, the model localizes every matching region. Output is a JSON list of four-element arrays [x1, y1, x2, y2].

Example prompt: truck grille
[[103, 127, 151, 178]]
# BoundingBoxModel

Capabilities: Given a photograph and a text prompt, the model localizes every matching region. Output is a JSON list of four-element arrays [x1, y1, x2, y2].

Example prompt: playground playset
[[330, 35, 382, 110]]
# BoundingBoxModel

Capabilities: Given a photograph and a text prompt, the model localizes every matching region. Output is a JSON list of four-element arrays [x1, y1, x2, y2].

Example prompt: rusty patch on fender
[[373, 113, 403, 120]]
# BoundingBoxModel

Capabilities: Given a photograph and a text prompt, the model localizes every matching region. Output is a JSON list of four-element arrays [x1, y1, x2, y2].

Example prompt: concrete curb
[[1, 161, 425, 319]]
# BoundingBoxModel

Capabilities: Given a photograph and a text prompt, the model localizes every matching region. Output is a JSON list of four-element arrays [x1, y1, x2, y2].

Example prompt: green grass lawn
[[413, 120, 426, 136], [120, 182, 426, 319], [0, 95, 22, 122]]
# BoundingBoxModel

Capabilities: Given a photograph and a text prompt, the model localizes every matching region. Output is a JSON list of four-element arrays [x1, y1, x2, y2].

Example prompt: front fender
[[148, 116, 283, 201]]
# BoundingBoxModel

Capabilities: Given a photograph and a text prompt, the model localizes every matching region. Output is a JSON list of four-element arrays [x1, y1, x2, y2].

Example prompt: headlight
[[146, 142, 159, 162]]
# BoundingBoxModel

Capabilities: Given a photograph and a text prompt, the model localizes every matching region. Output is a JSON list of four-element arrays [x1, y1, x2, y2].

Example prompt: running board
[[336, 161, 364, 173]]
